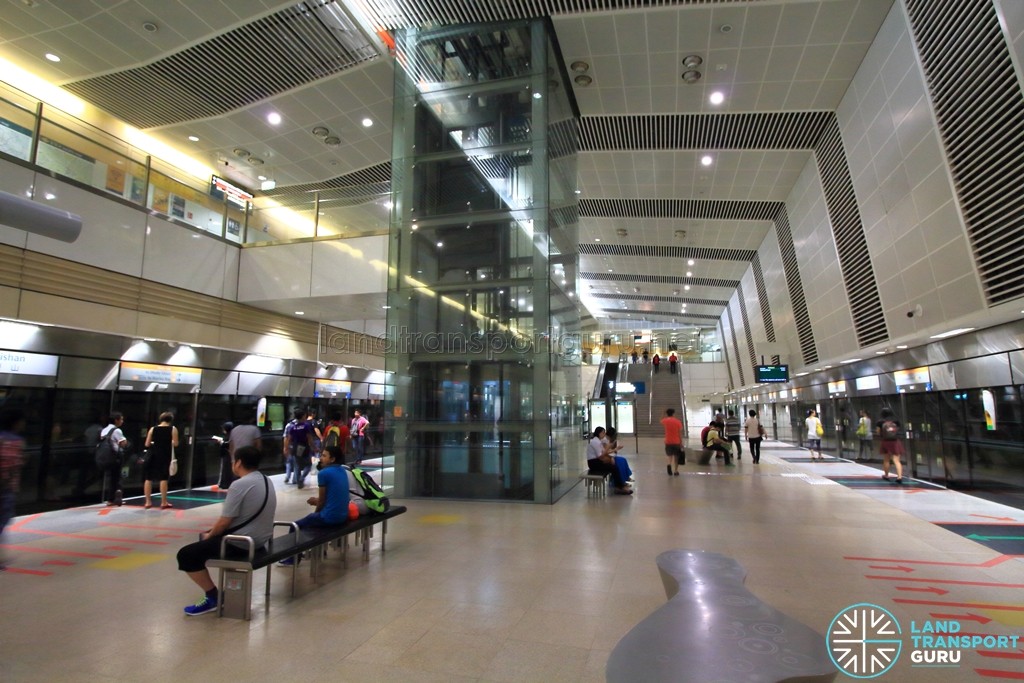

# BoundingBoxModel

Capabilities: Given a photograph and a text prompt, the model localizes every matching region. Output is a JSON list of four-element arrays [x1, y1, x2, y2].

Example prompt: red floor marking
[[9, 513, 42, 532], [0, 544, 116, 559], [42, 560, 75, 566], [98, 509, 113, 516], [869, 564, 914, 572], [896, 585, 948, 595], [928, 612, 993, 624], [978, 651, 1024, 660], [847, 554, 1017, 568], [102, 545, 135, 551], [866, 575, 1024, 588], [971, 514, 1017, 522], [11, 529, 166, 545], [898, 598, 1024, 612], [939, 522, 1023, 526], [975, 669, 1024, 679], [2, 567, 51, 576], [155, 533, 183, 538]]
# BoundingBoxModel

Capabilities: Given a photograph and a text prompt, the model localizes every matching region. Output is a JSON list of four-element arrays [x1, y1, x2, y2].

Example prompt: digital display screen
[[755, 364, 789, 383]]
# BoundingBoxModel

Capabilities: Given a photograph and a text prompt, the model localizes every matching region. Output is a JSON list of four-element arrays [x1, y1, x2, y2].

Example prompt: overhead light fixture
[[574, 74, 593, 86], [674, 230, 686, 239], [362, 118, 373, 127], [684, 285, 691, 291], [436, 241, 443, 247], [45, 53, 61, 62], [701, 155, 713, 166], [261, 179, 276, 191], [682, 70, 701, 83], [841, 358, 862, 364], [142, 21, 159, 33], [233, 148, 250, 158], [187, 135, 199, 142], [312, 126, 330, 138], [930, 327, 975, 339], [896, 344, 908, 349], [594, 237, 601, 242], [295, 311, 305, 315], [324, 136, 341, 146], [709, 91, 725, 105], [247, 157, 264, 165], [686, 271, 692, 277], [267, 112, 282, 125], [257, 175, 267, 181], [687, 259, 695, 266], [682, 55, 703, 69], [570, 61, 590, 73]]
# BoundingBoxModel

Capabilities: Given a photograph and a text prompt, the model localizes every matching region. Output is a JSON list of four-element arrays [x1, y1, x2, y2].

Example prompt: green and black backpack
[[346, 466, 390, 513]]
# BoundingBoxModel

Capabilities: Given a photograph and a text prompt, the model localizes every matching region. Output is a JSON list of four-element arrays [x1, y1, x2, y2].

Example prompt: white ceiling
[[0, 0, 897, 331]]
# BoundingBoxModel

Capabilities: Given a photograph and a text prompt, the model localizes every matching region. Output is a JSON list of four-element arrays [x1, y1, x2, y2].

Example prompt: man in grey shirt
[[175, 446, 276, 616], [227, 418, 262, 458]]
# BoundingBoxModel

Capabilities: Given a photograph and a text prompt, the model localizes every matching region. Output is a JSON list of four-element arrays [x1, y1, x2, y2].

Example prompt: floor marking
[[99, 522, 204, 533], [103, 545, 136, 551], [9, 513, 42, 532], [98, 509, 113, 516], [155, 533, 183, 538], [970, 515, 1017, 522], [1, 567, 51, 576], [42, 560, 75, 566], [929, 612, 992, 624], [866, 575, 1024, 588], [11, 529, 167, 545], [975, 668, 1024, 679], [901, 598, 1024, 612], [0, 544, 116, 559], [896, 585, 948, 595], [869, 564, 914, 572], [978, 651, 1024, 660], [90, 552, 166, 571], [846, 554, 1016, 568]]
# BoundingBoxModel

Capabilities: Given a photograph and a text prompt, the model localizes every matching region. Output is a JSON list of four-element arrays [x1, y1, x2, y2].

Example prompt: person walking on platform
[[724, 410, 742, 460], [856, 410, 873, 461], [0, 408, 26, 569], [642, 349, 649, 364], [744, 410, 764, 464], [284, 408, 314, 488], [350, 410, 369, 462], [668, 352, 678, 374], [142, 411, 178, 509], [805, 409, 823, 460], [175, 446, 275, 616], [97, 413, 128, 506], [631, 350, 639, 364], [661, 408, 684, 475], [652, 353, 661, 373], [877, 408, 904, 484]]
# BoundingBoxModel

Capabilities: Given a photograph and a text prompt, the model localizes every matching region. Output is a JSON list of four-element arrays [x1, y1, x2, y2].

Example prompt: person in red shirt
[[661, 408, 684, 475]]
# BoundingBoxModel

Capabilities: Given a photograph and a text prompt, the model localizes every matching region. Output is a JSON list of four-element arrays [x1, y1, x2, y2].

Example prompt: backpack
[[881, 420, 899, 441], [95, 428, 118, 468], [322, 424, 345, 452], [346, 466, 390, 513]]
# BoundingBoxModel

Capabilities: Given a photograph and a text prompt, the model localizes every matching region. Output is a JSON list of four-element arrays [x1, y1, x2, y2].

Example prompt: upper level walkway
[[1, 436, 1021, 682]]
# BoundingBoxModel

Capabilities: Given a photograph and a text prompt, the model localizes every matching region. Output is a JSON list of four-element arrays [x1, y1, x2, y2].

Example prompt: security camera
[[906, 304, 923, 319], [906, 310, 915, 318]]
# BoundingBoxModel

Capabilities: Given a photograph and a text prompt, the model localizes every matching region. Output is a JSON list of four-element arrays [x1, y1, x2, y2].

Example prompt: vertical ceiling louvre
[[774, 205, 818, 365], [752, 254, 776, 344], [906, 0, 1024, 304]]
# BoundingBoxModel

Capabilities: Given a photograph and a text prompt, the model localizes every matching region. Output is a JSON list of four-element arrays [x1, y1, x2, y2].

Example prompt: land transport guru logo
[[828, 602, 1021, 678]]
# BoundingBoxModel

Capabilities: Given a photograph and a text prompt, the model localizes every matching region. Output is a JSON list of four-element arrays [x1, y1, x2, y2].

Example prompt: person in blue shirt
[[278, 445, 350, 566]]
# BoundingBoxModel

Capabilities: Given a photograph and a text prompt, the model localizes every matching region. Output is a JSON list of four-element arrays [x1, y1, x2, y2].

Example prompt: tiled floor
[[1, 436, 1022, 682]]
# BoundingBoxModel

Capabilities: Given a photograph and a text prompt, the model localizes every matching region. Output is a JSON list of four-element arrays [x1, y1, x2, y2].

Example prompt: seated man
[[175, 446, 276, 616], [706, 421, 734, 466], [278, 445, 350, 566]]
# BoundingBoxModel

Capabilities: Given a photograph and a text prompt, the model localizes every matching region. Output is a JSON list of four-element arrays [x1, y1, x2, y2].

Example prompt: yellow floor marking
[[418, 514, 464, 525], [90, 553, 167, 571], [984, 609, 1024, 627]]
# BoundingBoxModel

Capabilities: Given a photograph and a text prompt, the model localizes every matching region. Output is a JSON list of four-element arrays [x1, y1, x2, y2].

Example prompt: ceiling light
[[682, 55, 703, 69], [532, 92, 542, 99], [261, 179, 276, 190], [571, 61, 590, 74], [45, 53, 61, 62], [686, 271, 692, 277], [247, 157, 264, 165], [295, 311, 305, 315], [574, 74, 593, 86], [720, 24, 733, 33], [436, 241, 443, 247], [687, 259, 695, 266], [233, 148, 250, 158], [312, 126, 329, 137], [594, 237, 601, 241], [187, 135, 199, 142], [616, 228, 628, 237], [267, 112, 282, 125], [709, 91, 725, 105], [674, 230, 686, 239], [681, 70, 702, 83], [701, 155, 713, 166], [684, 285, 691, 291], [324, 136, 341, 146], [257, 175, 267, 181], [875, 350, 887, 355], [841, 358, 862, 364], [362, 118, 373, 127], [382, 305, 391, 309], [930, 327, 975, 339], [142, 21, 159, 33], [896, 344, 908, 349]]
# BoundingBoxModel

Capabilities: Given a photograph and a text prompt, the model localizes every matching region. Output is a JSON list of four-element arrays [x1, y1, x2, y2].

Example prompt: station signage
[[120, 362, 202, 385], [0, 350, 58, 376], [315, 379, 352, 397]]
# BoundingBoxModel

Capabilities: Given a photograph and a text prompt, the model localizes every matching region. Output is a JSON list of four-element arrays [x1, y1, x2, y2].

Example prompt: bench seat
[[579, 470, 610, 498], [207, 505, 407, 620]]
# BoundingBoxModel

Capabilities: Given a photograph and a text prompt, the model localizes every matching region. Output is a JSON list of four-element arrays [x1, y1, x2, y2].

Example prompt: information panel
[[755, 364, 789, 383], [0, 350, 59, 376], [315, 379, 352, 397], [119, 362, 202, 385]]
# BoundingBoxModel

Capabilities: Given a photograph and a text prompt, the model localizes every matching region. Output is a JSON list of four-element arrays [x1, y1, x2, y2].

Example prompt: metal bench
[[206, 505, 407, 620], [579, 470, 610, 498], [607, 549, 837, 682]]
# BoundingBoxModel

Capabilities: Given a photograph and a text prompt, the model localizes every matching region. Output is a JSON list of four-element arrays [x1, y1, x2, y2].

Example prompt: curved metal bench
[[607, 549, 837, 682]]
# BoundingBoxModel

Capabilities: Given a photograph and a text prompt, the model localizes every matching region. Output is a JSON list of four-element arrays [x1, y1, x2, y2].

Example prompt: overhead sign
[[211, 175, 254, 208], [894, 366, 930, 387], [755, 364, 789, 383], [315, 379, 352, 397], [0, 350, 58, 376], [828, 380, 847, 394], [120, 362, 202, 385], [856, 375, 880, 391]]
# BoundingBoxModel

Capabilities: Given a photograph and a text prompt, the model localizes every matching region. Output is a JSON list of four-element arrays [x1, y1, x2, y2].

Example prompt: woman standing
[[856, 410, 873, 461], [805, 409, 823, 460], [143, 412, 178, 509]]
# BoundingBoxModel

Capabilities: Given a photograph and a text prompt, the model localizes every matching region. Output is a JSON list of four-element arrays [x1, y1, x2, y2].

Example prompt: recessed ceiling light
[[295, 311, 305, 315], [574, 74, 593, 86], [362, 118, 373, 127], [570, 61, 590, 73], [382, 305, 391, 309], [709, 91, 725, 105], [312, 126, 330, 138], [142, 21, 159, 33], [688, 259, 695, 266], [930, 327, 975, 339], [532, 92, 542, 99], [324, 136, 341, 146], [594, 237, 601, 242], [896, 344, 908, 349], [701, 155, 713, 166], [257, 175, 267, 181], [44, 53, 61, 62], [267, 112, 282, 125], [686, 271, 692, 277], [187, 135, 199, 142], [436, 241, 443, 247], [684, 285, 691, 291]]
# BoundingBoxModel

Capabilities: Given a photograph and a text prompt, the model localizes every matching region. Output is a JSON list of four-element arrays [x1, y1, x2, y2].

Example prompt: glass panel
[[0, 93, 37, 161], [147, 163, 227, 236], [36, 117, 147, 203], [248, 194, 317, 242]]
